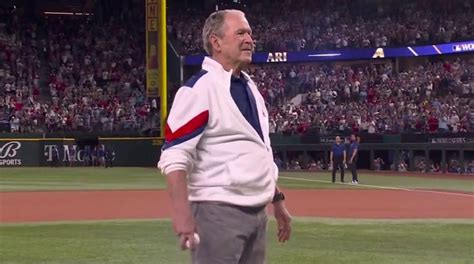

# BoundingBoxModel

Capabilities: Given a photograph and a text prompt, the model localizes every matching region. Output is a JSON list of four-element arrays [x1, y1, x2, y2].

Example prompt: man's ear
[[209, 35, 221, 53]]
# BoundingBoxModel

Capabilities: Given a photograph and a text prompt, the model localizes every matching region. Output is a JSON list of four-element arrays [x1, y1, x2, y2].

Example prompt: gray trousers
[[191, 202, 268, 264]]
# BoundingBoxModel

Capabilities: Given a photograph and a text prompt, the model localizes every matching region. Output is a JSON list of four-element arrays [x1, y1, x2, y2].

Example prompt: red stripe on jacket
[[165, 110, 209, 142]]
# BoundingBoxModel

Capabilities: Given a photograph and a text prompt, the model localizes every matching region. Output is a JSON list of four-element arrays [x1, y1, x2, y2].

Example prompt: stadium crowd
[[1, 7, 160, 133], [169, 0, 474, 54], [0, 12, 42, 133], [1, 2, 472, 174], [255, 59, 473, 135], [44, 14, 155, 133], [1, 1, 473, 135]]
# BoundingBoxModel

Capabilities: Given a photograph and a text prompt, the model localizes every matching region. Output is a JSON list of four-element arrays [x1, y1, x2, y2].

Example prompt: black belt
[[231, 204, 266, 214], [195, 201, 266, 214]]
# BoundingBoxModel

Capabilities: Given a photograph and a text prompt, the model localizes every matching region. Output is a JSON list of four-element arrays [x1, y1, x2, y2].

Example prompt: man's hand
[[166, 170, 198, 250], [273, 201, 292, 243], [172, 209, 198, 250], [179, 232, 199, 250]]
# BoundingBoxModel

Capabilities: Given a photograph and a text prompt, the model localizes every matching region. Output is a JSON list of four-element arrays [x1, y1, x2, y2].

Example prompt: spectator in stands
[[416, 159, 428, 173], [448, 160, 462, 173], [466, 160, 474, 174], [373, 157, 385, 171], [398, 160, 408, 172], [289, 160, 302, 170], [274, 156, 284, 170], [308, 159, 323, 171], [430, 163, 441, 173]]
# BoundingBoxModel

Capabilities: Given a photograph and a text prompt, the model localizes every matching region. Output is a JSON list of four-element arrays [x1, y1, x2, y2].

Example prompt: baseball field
[[1, 167, 473, 263]]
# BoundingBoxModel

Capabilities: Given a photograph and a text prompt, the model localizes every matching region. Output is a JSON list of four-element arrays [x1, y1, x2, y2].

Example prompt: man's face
[[350, 135, 356, 141], [335, 136, 341, 144], [216, 12, 254, 66]]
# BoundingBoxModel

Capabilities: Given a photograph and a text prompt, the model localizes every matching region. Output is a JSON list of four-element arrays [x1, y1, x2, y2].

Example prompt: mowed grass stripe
[[0, 167, 167, 191], [279, 176, 474, 197], [279, 171, 474, 193], [2, 217, 474, 227], [0, 220, 473, 264], [0, 168, 472, 193]]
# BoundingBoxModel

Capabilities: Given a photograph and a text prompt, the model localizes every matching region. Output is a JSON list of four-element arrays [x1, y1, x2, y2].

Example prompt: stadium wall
[[273, 142, 474, 172], [0, 137, 162, 167], [0, 136, 472, 171]]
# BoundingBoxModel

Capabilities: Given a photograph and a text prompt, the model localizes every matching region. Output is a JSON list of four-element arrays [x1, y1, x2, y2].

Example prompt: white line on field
[[279, 176, 474, 198], [409, 189, 474, 198], [279, 176, 409, 190]]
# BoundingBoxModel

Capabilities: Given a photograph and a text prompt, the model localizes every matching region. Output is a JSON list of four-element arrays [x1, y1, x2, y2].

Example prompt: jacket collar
[[202, 56, 252, 83], [202, 57, 233, 77]]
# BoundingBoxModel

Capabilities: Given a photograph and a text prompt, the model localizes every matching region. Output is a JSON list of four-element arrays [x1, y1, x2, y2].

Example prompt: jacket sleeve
[[157, 84, 209, 175]]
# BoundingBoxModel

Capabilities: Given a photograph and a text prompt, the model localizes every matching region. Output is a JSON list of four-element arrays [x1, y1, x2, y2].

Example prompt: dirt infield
[[1, 189, 473, 223]]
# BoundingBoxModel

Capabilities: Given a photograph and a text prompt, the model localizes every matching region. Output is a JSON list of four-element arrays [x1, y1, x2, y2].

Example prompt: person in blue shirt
[[51, 146, 60, 168], [105, 147, 115, 168], [98, 145, 106, 167], [330, 136, 346, 183], [84, 146, 91, 166], [348, 134, 360, 184], [91, 146, 98, 166]]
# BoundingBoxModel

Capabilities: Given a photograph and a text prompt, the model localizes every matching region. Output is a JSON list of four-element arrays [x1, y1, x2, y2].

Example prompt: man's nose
[[244, 33, 253, 44]]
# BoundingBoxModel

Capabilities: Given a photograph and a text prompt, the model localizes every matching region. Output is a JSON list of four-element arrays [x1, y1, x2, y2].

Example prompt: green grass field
[[1, 167, 473, 192], [1, 220, 473, 264], [1, 167, 473, 264]]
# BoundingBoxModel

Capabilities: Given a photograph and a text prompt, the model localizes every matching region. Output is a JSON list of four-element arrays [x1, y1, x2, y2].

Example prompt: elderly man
[[158, 9, 292, 264]]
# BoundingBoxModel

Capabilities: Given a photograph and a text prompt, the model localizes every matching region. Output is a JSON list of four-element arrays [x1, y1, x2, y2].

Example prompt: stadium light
[[43, 12, 93, 16]]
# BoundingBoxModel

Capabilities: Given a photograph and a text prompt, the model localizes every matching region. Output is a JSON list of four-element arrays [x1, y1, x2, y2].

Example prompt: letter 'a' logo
[[372, 48, 385, 58], [0, 141, 21, 158]]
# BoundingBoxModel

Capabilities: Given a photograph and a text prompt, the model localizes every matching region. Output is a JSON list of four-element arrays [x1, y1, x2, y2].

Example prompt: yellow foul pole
[[145, 0, 167, 138], [160, 0, 167, 138]]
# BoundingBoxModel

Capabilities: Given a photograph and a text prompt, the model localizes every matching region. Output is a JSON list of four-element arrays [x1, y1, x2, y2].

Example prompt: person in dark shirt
[[69, 146, 76, 167], [348, 134, 360, 184], [91, 147, 98, 166], [330, 136, 346, 183], [51, 146, 60, 168], [105, 147, 115, 168], [98, 145, 106, 167], [83, 146, 91, 166]]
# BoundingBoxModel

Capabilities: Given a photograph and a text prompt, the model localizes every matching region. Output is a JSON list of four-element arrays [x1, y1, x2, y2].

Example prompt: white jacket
[[158, 57, 277, 207]]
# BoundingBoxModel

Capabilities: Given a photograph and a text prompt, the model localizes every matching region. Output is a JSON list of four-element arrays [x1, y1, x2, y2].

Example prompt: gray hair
[[202, 9, 245, 55]]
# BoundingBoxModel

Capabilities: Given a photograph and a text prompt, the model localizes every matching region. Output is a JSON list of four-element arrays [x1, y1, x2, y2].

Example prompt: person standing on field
[[348, 134, 360, 184], [330, 136, 346, 183], [158, 9, 292, 264]]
